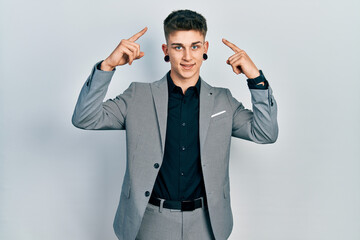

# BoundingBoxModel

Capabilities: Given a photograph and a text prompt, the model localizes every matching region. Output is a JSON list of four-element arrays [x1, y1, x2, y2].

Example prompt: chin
[[172, 67, 199, 81], [181, 69, 199, 79], [181, 72, 194, 79]]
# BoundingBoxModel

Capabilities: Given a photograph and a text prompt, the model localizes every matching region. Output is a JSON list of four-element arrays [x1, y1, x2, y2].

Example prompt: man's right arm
[[71, 61, 136, 130], [72, 27, 147, 130]]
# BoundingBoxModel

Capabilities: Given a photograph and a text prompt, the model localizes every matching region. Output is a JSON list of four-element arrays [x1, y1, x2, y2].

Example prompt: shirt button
[[181, 146, 186, 151], [181, 172, 184, 176], [154, 163, 160, 169], [182, 122, 186, 126], [145, 191, 150, 197]]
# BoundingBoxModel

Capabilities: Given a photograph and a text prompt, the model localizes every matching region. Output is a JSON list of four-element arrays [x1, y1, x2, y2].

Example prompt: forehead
[[167, 30, 205, 44]]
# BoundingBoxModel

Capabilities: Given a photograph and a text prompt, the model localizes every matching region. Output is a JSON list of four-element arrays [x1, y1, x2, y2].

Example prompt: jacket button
[[145, 191, 150, 197], [154, 163, 160, 169]]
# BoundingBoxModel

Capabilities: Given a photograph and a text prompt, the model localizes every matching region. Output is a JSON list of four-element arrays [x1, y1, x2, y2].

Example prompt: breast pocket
[[210, 110, 230, 125]]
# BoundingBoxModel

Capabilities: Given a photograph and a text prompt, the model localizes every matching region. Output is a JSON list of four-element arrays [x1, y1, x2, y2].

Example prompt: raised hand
[[222, 38, 260, 79], [101, 27, 148, 71]]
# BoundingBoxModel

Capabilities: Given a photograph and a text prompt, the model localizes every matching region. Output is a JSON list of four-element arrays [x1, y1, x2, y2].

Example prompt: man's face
[[162, 30, 208, 82]]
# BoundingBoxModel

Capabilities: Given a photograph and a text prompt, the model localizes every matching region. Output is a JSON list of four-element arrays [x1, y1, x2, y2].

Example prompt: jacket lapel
[[199, 78, 214, 155], [150, 75, 168, 157]]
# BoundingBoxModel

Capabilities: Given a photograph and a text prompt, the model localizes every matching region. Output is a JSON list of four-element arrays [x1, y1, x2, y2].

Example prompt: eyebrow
[[171, 41, 202, 46]]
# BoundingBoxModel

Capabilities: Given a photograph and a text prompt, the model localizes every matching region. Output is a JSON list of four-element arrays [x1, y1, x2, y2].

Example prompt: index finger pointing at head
[[222, 38, 241, 53], [128, 27, 148, 42]]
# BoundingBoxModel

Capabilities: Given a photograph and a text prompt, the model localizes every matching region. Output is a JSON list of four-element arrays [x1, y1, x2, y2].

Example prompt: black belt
[[149, 196, 207, 212]]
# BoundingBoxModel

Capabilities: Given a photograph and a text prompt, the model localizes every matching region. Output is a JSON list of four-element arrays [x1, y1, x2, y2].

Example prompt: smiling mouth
[[180, 63, 195, 70]]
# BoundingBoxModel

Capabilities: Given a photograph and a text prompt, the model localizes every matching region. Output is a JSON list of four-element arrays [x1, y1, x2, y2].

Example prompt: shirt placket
[[179, 91, 189, 201]]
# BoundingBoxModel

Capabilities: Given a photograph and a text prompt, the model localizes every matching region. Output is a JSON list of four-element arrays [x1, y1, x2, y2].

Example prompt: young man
[[72, 9, 278, 240]]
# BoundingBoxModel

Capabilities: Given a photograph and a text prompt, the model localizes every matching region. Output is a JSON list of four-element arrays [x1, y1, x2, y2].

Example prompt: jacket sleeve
[[71, 61, 135, 130], [226, 85, 278, 144]]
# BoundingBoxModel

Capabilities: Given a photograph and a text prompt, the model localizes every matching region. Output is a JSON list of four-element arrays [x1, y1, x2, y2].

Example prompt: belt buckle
[[170, 208, 181, 212], [181, 200, 195, 211]]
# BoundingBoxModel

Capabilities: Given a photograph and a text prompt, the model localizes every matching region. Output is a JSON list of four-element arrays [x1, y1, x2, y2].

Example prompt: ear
[[204, 41, 209, 54], [162, 44, 168, 55]]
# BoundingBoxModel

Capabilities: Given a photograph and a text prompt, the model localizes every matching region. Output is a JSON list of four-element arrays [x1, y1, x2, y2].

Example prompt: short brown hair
[[163, 9, 207, 41]]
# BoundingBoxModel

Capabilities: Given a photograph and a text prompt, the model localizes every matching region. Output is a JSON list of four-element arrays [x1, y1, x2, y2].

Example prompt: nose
[[182, 48, 192, 61]]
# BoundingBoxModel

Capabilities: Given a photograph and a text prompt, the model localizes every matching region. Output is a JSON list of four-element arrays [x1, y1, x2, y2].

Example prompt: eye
[[175, 46, 182, 50], [192, 45, 199, 50]]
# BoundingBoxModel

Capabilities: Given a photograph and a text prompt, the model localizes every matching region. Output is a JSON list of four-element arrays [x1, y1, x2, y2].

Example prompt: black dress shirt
[[151, 71, 205, 201]]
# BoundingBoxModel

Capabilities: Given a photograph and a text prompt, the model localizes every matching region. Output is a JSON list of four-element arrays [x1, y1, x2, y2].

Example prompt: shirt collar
[[166, 71, 201, 95]]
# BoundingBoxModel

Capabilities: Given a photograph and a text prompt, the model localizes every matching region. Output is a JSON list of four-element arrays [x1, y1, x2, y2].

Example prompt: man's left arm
[[223, 38, 278, 143], [226, 71, 278, 143]]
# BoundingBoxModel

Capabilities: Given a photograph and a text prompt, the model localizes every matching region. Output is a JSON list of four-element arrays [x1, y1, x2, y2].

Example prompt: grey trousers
[[136, 201, 215, 240]]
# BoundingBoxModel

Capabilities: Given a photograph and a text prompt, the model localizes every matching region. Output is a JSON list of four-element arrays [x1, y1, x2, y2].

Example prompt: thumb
[[136, 52, 145, 59]]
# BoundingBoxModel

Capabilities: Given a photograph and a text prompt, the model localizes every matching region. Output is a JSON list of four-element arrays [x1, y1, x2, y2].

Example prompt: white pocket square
[[211, 110, 226, 118]]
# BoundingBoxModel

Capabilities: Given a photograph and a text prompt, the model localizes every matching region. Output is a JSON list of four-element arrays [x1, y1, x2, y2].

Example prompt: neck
[[170, 70, 199, 94]]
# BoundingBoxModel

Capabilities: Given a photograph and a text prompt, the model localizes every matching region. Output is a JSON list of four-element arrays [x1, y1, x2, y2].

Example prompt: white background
[[1, 0, 359, 239]]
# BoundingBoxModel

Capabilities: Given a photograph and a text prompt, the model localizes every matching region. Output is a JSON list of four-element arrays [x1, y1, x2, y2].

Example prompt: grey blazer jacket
[[72, 61, 278, 240]]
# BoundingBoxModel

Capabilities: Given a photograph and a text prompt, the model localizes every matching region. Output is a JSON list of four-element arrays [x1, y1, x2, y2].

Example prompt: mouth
[[180, 63, 195, 70]]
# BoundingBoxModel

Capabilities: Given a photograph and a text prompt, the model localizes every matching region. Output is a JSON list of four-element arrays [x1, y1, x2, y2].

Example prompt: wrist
[[247, 69, 260, 79], [101, 59, 115, 71]]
